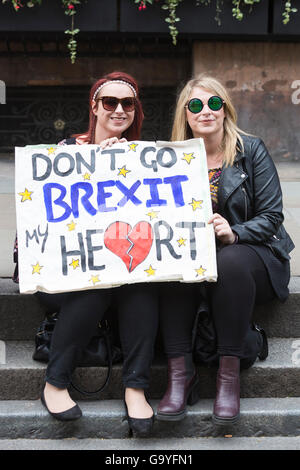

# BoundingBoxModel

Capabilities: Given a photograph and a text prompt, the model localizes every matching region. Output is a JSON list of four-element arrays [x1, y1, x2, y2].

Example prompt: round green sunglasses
[[186, 96, 224, 113]]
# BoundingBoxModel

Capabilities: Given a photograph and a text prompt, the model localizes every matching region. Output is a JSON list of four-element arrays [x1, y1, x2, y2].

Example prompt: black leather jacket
[[217, 135, 294, 261]]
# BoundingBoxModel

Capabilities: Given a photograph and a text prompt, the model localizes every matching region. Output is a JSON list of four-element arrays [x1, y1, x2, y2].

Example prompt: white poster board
[[15, 139, 217, 293]]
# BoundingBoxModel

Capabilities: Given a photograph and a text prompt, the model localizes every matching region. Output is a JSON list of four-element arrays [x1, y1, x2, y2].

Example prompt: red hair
[[74, 72, 144, 144]]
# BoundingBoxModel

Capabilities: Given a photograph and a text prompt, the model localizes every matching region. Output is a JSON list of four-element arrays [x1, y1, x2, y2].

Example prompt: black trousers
[[159, 282, 198, 358], [36, 245, 277, 389], [160, 244, 276, 358], [36, 283, 159, 390]]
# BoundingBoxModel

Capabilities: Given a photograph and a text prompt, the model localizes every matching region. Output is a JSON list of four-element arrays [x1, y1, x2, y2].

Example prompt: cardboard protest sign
[[15, 139, 217, 293]]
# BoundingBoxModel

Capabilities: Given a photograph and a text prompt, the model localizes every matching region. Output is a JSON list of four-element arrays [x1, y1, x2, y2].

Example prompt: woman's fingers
[[208, 212, 222, 223], [212, 218, 224, 228], [208, 213, 235, 244], [99, 136, 122, 149], [208, 213, 226, 227]]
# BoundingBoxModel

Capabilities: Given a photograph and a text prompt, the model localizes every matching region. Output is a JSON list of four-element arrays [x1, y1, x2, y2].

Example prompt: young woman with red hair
[[72, 71, 144, 146], [32, 72, 157, 436]]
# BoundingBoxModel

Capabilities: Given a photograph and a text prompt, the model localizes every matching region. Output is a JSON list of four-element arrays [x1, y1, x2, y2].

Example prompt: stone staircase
[[0, 276, 300, 448]]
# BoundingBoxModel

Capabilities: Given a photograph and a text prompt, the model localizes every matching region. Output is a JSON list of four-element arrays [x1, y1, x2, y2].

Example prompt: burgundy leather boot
[[157, 354, 200, 421], [212, 355, 240, 425]]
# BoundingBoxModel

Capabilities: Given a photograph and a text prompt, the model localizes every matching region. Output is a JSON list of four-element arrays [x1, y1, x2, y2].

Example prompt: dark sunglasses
[[186, 96, 224, 113], [96, 96, 136, 112]]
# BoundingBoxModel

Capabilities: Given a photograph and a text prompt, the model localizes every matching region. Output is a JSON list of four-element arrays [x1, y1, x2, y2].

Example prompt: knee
[[217, 245, 249, 281]]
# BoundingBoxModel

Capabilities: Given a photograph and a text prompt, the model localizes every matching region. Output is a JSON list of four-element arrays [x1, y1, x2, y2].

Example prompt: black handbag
[[33, 312, 122, 395], [192, 306, 268, 370]]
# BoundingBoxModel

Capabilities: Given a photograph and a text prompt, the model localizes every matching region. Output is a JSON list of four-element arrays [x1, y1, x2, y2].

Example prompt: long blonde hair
[[171, 74, 247, 167]]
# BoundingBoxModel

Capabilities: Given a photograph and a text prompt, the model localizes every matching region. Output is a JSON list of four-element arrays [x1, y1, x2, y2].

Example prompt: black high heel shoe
[[41, 388, 82, 421], [124, 394, 154, 437], [255, 324, 269, 361]]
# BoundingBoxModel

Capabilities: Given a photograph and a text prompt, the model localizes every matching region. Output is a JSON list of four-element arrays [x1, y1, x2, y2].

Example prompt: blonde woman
[[157, 75, 294, 425]]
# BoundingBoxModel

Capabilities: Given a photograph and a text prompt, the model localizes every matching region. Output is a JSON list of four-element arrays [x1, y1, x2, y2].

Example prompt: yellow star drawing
[[47, 147, 56, 155], [18, 188, 33, 202], [182, 152, 195, 164], [177, 237, 187, 247], [118, 165, 131, 177], [146, 210, 159, 220], [189, 198, 203, 211], [128, 143, 138, 152], [144, 265, 156, 276], [195, 266, 207, 277], [32, 262, 43, 275], [69, 259, 80, 270], [89, 275, 101, 285], [67, 220, 76, 231], [83, 172, 91, 180]]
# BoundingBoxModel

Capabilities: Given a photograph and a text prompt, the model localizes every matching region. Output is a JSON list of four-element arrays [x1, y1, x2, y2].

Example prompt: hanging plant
[[161, 0, 183, 45], [62, 0, 81, 64], [135, 0, 298, 45], [134, 0, 182, 45], [232, 0, 261, 21], [135, 0, 183, 44], [2, 0, 81, 63], [2, 0, 299, 61], [282, 1, 297, 24]]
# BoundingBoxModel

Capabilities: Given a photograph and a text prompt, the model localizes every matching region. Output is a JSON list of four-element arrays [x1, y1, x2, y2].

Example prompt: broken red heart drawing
[[104, 221, 153, 273]]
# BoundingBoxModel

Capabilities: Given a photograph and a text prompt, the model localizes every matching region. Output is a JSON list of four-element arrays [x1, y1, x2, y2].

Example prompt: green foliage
[[232, 0, 261, 21], [2, 0, 299, 62], [2, 0, 81, 63], [135, 0, 297, 44], [161, 1, 183, 45], [282, 1, 298, 24]]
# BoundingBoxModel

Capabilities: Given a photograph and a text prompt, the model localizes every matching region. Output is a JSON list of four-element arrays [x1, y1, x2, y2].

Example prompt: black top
[[216, 135, 294, 302]]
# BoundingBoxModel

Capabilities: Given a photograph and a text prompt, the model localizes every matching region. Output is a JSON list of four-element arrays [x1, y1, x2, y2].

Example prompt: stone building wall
[[193, 41, 300, 163], [0, 38, 299, 159]]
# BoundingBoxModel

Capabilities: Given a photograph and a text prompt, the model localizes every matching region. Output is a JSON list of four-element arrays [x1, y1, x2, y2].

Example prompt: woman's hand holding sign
[[100, 137, 127, 149], [208, 213, 236, 245]]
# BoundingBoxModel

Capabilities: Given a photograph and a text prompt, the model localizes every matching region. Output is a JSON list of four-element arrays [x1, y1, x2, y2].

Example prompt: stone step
[[1, 277, 300, 340], [1, 436, 300, 450], [0, 338, 299, 400], [0, 397, 299, 439]]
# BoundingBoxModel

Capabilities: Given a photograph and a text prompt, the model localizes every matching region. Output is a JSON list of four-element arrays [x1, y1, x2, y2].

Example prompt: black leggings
[[37, 283, 159, 390], [208, 244, 275, 356], [159, 282, 198, 358], [160, 244, 276, 358], [37, 245, 276, 389]]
